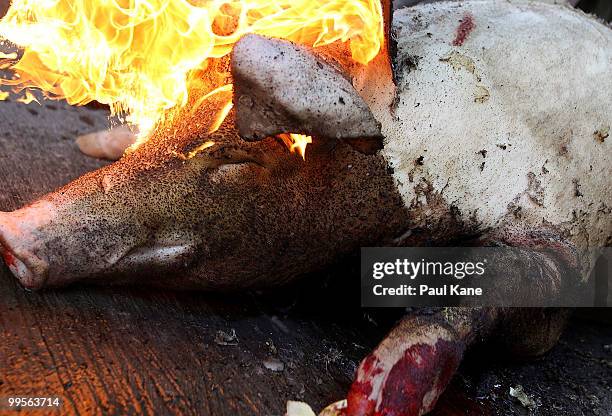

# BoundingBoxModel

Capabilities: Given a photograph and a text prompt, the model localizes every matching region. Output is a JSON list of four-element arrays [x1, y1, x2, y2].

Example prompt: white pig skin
[[357, 0, 611, 276]]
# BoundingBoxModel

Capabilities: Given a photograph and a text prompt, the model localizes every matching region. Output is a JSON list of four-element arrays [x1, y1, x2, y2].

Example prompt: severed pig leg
[[347, 308, 497, 416], [347, 306, 570, 416], [347, 225, 581, 416]]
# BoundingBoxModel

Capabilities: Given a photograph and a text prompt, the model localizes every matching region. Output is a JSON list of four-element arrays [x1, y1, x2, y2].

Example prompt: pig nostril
[[0, 244, 37, 289], [0, 217, 41, 290], [1, 245, 17, 268]]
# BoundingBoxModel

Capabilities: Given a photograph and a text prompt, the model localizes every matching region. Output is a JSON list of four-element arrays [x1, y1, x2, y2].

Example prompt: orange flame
[[279, 133, 312, 160], [0, 0, 383, 153]]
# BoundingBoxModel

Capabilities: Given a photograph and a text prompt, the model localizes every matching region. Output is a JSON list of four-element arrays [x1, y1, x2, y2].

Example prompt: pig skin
[[0, 91, 414, 289], [0, 1, 610, 416], [365, 0, 611, 275]]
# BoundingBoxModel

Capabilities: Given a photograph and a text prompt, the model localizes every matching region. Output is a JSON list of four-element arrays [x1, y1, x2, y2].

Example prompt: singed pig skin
[[0, 102, 416, 290]]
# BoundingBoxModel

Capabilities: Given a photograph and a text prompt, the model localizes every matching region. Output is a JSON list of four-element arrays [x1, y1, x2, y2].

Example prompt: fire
[[0, 0, 384, 155], [279, 133, 312, 160]]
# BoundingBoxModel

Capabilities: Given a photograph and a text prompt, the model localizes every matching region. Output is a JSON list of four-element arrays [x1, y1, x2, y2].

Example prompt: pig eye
[[181, 140, 276, 170]]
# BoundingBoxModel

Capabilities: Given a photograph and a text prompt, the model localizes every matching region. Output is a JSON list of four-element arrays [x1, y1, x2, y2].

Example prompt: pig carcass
[[0, 1, 610, 415]]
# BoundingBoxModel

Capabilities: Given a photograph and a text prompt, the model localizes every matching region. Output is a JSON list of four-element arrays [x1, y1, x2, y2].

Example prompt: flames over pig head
[[0, 1, 407, 290]]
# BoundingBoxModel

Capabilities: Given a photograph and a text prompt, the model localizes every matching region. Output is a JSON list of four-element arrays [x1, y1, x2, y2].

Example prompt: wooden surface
[[0, 96, 610, 416]]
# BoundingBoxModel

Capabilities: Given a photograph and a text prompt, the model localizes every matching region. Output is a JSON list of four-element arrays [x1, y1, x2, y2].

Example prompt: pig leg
[[347, 307, 569, 416], [347, 226, 580, 416], [347, 307, 498, 416]]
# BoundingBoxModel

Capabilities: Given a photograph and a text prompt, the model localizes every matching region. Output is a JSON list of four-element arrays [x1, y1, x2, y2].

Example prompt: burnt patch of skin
[[407, 153, 427, 182], [452, 13, 475, 46], [526, 172, 544, 206], [393, 53, 420, 86], [507, 201, 522, 219], [593, 127, 609, 143], [477, 150, 487, 172], [399, 179, 480, 247], [573, 179, 583, 197]]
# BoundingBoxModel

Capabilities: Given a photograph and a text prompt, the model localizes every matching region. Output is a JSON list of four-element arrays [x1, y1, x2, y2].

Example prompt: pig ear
[[76, 126, 137, 160], [231, 34, 383, 154]]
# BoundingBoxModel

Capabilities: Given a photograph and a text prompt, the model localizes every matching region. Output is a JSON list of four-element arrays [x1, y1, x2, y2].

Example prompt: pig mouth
[[0, 212, 50, 290], [0, 245, 36, 288]]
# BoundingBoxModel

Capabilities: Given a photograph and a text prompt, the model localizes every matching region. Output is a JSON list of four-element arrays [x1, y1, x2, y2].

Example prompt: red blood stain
[[1, 246, 16, 268], [452, 13, 475, 46], [347, 355, 380, 415], [347, 379, 376, 415], [360, 354, 383, 377], [375, 339, 464, 416]]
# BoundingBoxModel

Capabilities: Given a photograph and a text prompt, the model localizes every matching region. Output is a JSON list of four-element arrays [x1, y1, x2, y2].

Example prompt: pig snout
[[0, 202, 56, 289], [0, 167, 171, 289]]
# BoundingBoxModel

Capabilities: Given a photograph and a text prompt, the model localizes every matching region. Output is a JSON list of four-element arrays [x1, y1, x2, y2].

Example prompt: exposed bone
[[76, 126, 136, 160], [285, 401, 316, 416], [231, 34, 383, 154]]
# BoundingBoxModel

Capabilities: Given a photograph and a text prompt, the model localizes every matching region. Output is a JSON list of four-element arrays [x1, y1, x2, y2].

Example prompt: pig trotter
[[492, 308, 570, 359], [347, 308, 498, 416], [473, 225, 583, 306]]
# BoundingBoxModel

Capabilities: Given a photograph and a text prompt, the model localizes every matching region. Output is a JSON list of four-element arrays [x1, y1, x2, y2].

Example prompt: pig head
[[0, 39, 414, 290]]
